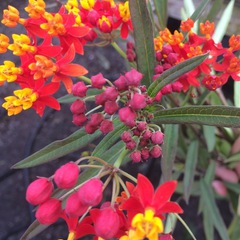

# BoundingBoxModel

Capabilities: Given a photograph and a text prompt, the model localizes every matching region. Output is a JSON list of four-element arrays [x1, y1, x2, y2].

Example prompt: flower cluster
[[0, 0, 132, 116], [26, 158, 182, 240], [154, 18, 240, 92]]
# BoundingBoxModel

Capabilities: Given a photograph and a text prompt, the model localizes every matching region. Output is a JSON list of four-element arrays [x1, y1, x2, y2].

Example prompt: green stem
[[78, 75, 92, 84], [118, 175, 130, 198], [117, 169, 137, 183], [114, 148, 129, 168]]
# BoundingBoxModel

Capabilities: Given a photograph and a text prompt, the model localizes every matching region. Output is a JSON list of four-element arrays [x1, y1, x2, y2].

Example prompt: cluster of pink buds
[[71, 68, 165, 161], [126, 41, 136, 62]]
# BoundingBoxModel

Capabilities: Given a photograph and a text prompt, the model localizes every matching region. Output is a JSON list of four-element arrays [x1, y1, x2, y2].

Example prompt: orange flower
[[1, 5, 20, 27], [180, 18, 194, 32], [228, 34, 240, 52], [0, 61, 23, 83], [0, 34, 10, 53], [200, 20, 215, 39], [25, 0, 46, 19]]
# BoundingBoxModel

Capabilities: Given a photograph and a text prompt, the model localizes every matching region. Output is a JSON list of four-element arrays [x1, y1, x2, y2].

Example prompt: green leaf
[[183, 140, 199, 203], [203, 125, 216, 152], [161, 124, 179, 181], [92, 120, 127, 157], [12, 129, 101, 169], [189, 0, 211, 22], [203, 207, 214, 240], [152, 0, 168, 30], [205, 0, 223, 22], [224, 181, 240, 194], [212, 0, 235, 43], [225, 152, 240, 163], [229, 216, 240, 239], [147, 53, 208, 97], [153, 105, 240, 128], [234, 81, 240, 107], [129, 0, 155, 87], [200, 180, 230, 240]]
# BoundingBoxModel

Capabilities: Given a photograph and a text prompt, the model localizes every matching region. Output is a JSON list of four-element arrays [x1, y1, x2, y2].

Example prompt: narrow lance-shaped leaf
[[183, 140, 199, 203], [189, 0, 211, 22], [153, 106, 240, 128], [129, 0, 155, 87], [200, 180, 230, 240], [147, 53, 208, 97], [152, 0, 168, 30], [161, 124, 179, 181], [12, 129, 101, 169]]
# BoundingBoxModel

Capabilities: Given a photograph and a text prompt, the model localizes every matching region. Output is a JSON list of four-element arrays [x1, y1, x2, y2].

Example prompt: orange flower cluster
[[154, 18, 240, 92], [0, 0, 132, 116]]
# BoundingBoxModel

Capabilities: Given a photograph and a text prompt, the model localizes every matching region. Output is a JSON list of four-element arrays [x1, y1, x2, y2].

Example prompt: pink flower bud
[[100, 119, 114, 134], [166, 53, 178, 65], [78, 178, 103, 206], [95, 92, 107, 106], [161, 84, 172, 95], [36, 198, 62, 225], [172, 81, 183, 93], [85, 122, 98, 134], [104, 87, 119, 101], [133, 129, 141, 136], [130, 150, 142, 163], [114, 75, 128, 91], [162, 63, 172, 70], [104, 101, 119, 115], [87, 10, 100, 26], [126, 139, 136, 150], [125, 68, 143, 87], [54, 162, 80, 189], [121, 131, 132, 143], [70, 99, 86, 114], [142, 130, 152, 139], [91, 73, 106, 89], [127, 41, 134, 49], [137, 122, 147, 132], [89, 113, 104, 126], [155, 91, 162, 102], [141, 148, 150, 160], [93, 208, 120, 239], [139, 138, 149, 147], [72, 114, 88, 126], [150, 145, 162, 158], [162, 44, 173, 55], [156, 51, 163, 61], [119, 107, 136, 127], [151, 131, 164, 145], [26, 178, 53, 205], [130, 93, 147, 110], [154, 65, 164, 74], [212, 180, 227, 197], [65, 192, 88, 217], [72, 82, 88, 97]]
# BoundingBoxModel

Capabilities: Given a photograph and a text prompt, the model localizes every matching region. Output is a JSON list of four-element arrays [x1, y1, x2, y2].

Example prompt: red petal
[[157, 202, 183, 214], [58, 74, 73, 93], [76, 224, 95, 238], [67, 26, 90, 38], [121, 23, 128, 39], [121, 197, 143, 212], [137, 174, 154, 207], [57, 44, 75, 66], [152, 181, 177, 209], [39, 82, 60, 96], [60, 64, 88, 76], [38, 96, 60, 110], [37, 46, 62, 57]]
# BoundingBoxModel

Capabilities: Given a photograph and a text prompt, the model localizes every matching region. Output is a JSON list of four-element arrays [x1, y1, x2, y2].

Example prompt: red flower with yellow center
[[120, 174, 183, 240]]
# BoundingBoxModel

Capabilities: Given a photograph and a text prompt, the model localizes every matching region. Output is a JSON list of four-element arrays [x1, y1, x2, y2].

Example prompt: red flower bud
[[155, 91, 162, 102], [125, 68, 143, 87], [54, 162, 80, 189], [150, 145, 162, 158], [162, 44, 173, 55], [121, 131, 132, 142], [70, 99, 86, 114], [91, 73, 106, 89], [87, 10, 100, 26], [172, 81, 183, 93], [119, 107, 136, 127], [89, 113, 104, 126], [114, 75, 128, 91], [154, 65, 164, 74], [95, 92, 107, 106], [72, 82, 88, 97], [161, 84, 172, 95], [130, 93, 147, 110], [72, 114, 88, 126], [130, 150, 142, 163], [151, 131, 164, 145], [100, 119, 114, 134], [142, 130, 152, 140], [78, 178, 103, 206], [104, 101, 119, 115], [36, 198, 62, 225], [104, 87, 119, 101], [141, 148, 150, 160], [166, 53, 178, 65], [156, 51, 163, 61], [65, 192, 88, 217], [93, 208, 120, 239], [125, 139, 136, 150], [162, 63, 172, 71], [85, 122, 98, 134], [137, 121, 147, 132], [26, 178, 53, 205]]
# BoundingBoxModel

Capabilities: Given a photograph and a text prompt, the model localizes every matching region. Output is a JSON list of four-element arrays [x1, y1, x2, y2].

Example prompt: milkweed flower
[[120, 174, 183, 240]]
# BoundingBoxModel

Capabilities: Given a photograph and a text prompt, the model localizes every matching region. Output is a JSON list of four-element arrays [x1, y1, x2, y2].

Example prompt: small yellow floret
[[25, 0, 46, 19], [0, 34, 10, 53], [2, 88, 38, 116], [0, 61, 23, 83], [119, 1, 130, 22], [80, 0, 95, 10], [1, 5, 20, 27]]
